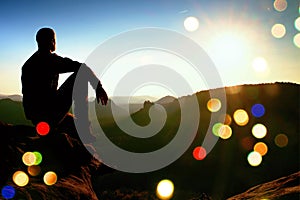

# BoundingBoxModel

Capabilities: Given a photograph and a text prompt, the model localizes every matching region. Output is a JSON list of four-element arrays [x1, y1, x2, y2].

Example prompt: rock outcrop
[[228, 171, 300, 200], [0, 121, 103, 200]]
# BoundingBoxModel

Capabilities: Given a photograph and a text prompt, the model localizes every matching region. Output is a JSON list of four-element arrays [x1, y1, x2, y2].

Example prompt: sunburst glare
[[252, 57, 268, 73]]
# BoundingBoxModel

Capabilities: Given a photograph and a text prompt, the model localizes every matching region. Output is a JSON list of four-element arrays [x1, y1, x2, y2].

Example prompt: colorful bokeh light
[[252, 123, 267, 139], [271, 24, 286, 38], [1, 185, 15, 199], [254, 142, 268, 156], [295, 17, 300, 31], [207, 98, 221, 112], [184, 16, 199, 32], [13, 171, 29, 187], [218, 114, 232, 125], [233, 109, 249, 126], [43, 171, 57, 186], [226, 86, 241, 94], [247, 151, 262, 167], [33, 151, 43, 165], [36, 121, 50, 136], [212, 123, 223, 136], [251, 104, 265, 118], [275, 134, 289, 148], [218, 125, 232, 140], [193, 146, 207, 160], [224, 114, 232, 125], [241, 137, 255, 151], [273, 0, 288, 12], [28, 165, 42, 177], [22, 152, 36, 166], [156, 179, 174, 200], [293, 33, 300, 48]]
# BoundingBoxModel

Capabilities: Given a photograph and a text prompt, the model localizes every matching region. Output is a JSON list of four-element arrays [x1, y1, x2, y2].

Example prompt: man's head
[[36, 27, 56, 52]]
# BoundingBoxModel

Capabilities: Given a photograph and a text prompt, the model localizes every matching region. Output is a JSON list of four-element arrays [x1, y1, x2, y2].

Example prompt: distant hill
[[0, 94, 22, 101], [155, 95, 176, 104], [0, 98, 31, 125], [110, 96, 159, 104]]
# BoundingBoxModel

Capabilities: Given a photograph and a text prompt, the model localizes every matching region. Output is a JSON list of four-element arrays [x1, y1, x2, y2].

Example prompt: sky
[[0, 0, 299, 98]]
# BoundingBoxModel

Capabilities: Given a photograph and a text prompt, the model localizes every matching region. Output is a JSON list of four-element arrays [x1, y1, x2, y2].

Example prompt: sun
[[252, 57, 268, 72], [208, 31, 249, 66]]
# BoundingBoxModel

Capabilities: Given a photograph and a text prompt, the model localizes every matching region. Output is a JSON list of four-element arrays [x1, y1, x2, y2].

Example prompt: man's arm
[[53, 54, 108, 105], [96, 82, 108, 105]]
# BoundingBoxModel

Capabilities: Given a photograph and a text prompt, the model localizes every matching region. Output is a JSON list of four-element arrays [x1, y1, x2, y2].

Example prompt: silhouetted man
[[21, 27, 108, 142]]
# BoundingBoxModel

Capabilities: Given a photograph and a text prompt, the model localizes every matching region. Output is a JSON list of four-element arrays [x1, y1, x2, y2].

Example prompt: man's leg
[[59, 71, 96, 143]]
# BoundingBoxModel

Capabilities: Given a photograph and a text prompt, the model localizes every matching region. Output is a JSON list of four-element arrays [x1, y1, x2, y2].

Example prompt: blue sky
[[0, 0, 299, 97]]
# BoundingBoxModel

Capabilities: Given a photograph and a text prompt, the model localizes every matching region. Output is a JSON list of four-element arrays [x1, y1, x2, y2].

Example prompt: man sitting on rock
[[21, 27, 108, 144]]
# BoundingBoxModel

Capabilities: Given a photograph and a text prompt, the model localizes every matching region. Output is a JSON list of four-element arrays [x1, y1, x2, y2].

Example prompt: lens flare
[[293, 33, 300, 48], [184, 16, 199, 32], [227, 86, 241, 94], [218, 125, 232, 140], [22, 152, 36, 166], [193, 146, 207, 160], [252, 57, 268, 73], [224, 114, 232, 125], [1, 185, 15, 199], [295, 17, 300, 31], [233, 109, 249, 126], [252, 124, 267, 139], [247, 151, 262, 167], [271, 24, 286, 38], [275, 134, 288, 148], [273, 0, 288, 12], [212, 123, 223, 136], [207, 98, 221, 112], [13, 171, 29, 187], [156, 179, 174, 200], [36, 121, 50, 136], [28, 165, 42, 176], [251, 104, 265, 118], [218, 114, 232, 125], [43, 171, 57, 186], [241, 137, 255, 151], [33, 151, 43, 165], [254, 142, 268, 156]]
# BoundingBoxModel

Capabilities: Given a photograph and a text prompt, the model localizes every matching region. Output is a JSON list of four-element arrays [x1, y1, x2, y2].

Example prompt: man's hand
[[96, 82, 108, 105]]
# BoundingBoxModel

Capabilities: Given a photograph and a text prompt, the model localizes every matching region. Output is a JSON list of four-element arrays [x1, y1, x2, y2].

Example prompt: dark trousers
[[29, 72, 89, 130]]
